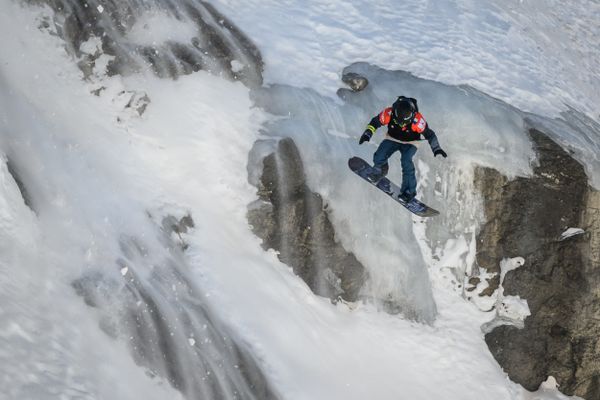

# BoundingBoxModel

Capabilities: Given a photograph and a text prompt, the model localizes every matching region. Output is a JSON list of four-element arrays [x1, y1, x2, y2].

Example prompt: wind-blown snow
[[0, 1, 590, 400]]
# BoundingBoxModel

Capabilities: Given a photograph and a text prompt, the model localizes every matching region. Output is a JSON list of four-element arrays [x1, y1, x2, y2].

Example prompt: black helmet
[[392, 98, 415, 126]]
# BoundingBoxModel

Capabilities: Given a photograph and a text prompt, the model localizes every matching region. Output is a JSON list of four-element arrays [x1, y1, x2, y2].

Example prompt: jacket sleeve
[[423, 126, 442, 153], [365, 107, 391, 135], [366, 115, 382, 134]]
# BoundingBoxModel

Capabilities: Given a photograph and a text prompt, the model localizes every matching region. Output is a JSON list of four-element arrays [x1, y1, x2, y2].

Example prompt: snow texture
[[0, 1, 592, 400], [216, 0, 600, 121]]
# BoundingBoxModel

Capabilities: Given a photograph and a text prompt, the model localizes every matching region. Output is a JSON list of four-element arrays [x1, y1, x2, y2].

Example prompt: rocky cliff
[[476, 129, 600, 399], [33, 0, 263, 85], [248, 138, 367, 302]]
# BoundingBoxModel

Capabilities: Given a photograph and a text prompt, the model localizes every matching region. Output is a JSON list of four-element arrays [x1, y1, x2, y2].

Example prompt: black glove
[[434, 149, 447, 158], [359, 130, 372, 145]]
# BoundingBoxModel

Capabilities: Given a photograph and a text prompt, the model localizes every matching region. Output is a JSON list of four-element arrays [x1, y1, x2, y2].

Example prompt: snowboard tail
[[348, 156, 439, 217]]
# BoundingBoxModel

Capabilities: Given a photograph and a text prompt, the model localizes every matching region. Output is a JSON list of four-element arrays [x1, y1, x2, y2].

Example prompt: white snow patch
[[126, 12, 198, 46], [501, 256, 525, 282], [497, 295, 531, 322], [481, 257, 530, 330], [520, 376, 584, 400], [559, 227, 585, 241], [79, 36, 102, 55], [230, 59, 244, 73]]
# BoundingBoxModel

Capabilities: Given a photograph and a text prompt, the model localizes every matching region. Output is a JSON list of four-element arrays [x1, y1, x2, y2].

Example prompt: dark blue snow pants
[[373, 140, 418, 197]]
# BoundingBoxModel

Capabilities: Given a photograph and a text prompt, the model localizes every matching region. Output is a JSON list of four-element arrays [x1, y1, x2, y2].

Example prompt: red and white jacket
[[366, 99, 442, 152]]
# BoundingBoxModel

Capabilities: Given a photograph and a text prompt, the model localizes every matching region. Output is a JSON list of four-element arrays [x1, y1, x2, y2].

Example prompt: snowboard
[[348, 156, 439, 217]]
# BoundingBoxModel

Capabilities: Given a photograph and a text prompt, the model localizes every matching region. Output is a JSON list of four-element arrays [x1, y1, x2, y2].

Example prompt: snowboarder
[[358, 96, 447, 202]]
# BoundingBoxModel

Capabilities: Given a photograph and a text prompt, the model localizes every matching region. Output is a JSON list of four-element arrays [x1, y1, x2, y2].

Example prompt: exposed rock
[[122, 90, 151, 116], [466, 276, 480, 292], [31, 0, 263, 86], [476, 129, 600, 398], [341, 72, 369, 92], [248, 138, 367, 301], [337, 72, 369, 101], [161, 213, 195, 251]]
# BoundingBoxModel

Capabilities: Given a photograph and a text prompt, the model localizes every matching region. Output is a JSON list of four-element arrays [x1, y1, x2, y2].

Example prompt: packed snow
[[127, 12, 199, 46], [216, 0, 600, 120], [0, 1, 595, 400], [560, 228, 586, 241]]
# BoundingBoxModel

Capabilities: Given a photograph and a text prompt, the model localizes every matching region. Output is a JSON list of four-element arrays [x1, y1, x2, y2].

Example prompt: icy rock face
[[475, 129, 600, 398], [32, 0, 263, 85], [72, 214, 279, 400], [248, 138, 367, 302]]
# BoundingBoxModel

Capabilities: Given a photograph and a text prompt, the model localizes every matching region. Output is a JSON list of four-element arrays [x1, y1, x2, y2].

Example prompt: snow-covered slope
[[0, 1, 597, 400], [216, 0, 600, 120]]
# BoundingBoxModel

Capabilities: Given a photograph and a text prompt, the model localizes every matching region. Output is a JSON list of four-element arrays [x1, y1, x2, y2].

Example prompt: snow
[[560, 227, 585, 241], [216, 0, 600, 121], [0, 1, 591, 400], [497, 295, 531, 325], [215, 0, 600, 188], [126, 12, 198, 46], [500, 257, 525, 282], [230, 59, 245, 73]]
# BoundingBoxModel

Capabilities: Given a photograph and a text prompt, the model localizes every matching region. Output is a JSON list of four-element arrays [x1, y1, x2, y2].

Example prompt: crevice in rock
[[247, 137, 367, 302], [6, 157, 35, 213]]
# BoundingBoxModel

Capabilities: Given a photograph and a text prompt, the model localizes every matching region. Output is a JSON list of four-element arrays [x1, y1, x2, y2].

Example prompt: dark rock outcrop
[[341, 72, 369, 92], [32, 0, 263, 85], [248, 138, 367, 302], [476, 129, 600, 398], [337, 72, 369, 101]]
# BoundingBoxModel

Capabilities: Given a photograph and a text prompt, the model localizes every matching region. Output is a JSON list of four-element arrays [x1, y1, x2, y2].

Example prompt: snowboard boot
[[377, 179, 392, 194], [366, 167, 384, 184], [366, 163, 389, 184], [398, 191, 416, 203]]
